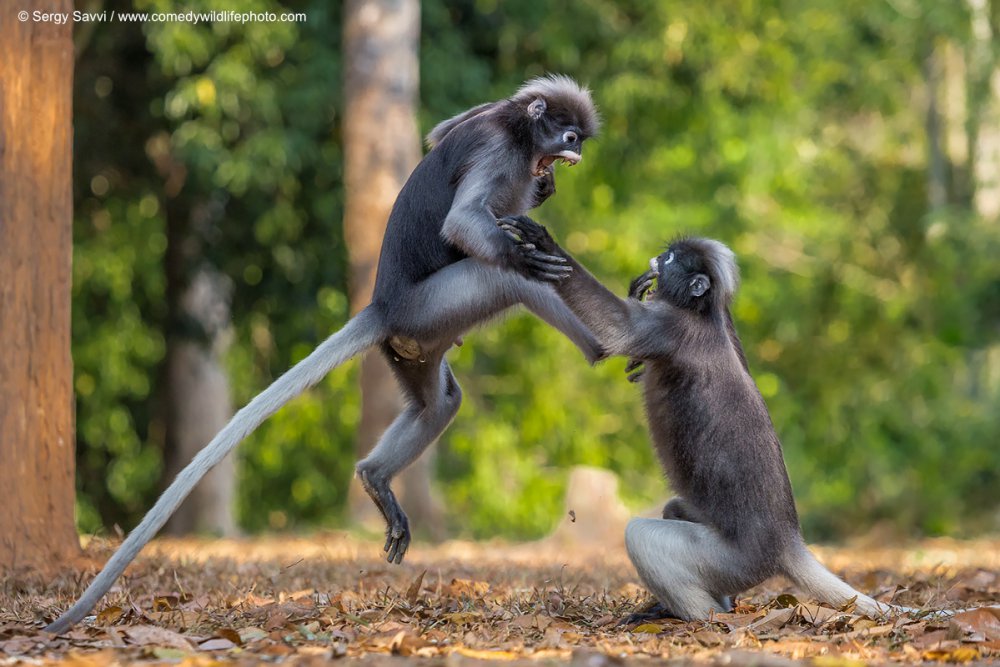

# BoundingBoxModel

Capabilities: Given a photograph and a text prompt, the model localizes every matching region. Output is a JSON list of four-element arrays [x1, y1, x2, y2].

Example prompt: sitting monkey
[[501, 216, 907, 620]]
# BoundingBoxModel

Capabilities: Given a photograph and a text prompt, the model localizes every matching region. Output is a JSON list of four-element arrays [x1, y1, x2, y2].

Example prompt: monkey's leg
[[624, 517, 738, 620], [662, 497, 702, 522], [402, 259, 602, 363], [355, 351, 462, 564]]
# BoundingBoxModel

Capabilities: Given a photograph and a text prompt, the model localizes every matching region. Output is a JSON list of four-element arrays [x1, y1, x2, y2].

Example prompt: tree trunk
[[924, 43, 948, 212], [965, 0, 1000, 398], [155, 172, 238, 536], [966, 0, 1000, 221], [342, 0, 444, 537], [0, 0, 80, 571], [162, 267, 238, 536]]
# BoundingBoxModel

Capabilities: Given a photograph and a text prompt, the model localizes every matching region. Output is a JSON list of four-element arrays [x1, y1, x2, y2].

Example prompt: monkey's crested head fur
[[424, 75, 599, 153], [651, 238, 739, 312], [511, 75, 601, 138]]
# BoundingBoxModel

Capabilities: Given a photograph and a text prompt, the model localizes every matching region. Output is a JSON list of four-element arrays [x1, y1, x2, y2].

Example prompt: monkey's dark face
[[649, 243, 715, 313], [526, 98, 589, 177]]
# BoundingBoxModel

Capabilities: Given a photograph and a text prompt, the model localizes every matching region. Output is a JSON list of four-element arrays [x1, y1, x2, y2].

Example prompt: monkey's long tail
[[783, 543, 903, 618], [45, 306, 385, 634], [785, 543, 971, 621], [783, 543, 965, 619]]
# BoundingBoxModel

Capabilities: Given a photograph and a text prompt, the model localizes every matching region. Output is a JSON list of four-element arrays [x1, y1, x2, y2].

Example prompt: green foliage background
[[72, 0, 999, 541]]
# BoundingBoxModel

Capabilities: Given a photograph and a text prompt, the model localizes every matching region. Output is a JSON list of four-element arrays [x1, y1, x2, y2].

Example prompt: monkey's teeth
[[556, 150, 581, 165]]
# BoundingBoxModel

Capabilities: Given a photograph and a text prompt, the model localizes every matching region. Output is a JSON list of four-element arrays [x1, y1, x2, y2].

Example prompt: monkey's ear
[[689, 274, 711, 297], [527, 98, 547, 120]]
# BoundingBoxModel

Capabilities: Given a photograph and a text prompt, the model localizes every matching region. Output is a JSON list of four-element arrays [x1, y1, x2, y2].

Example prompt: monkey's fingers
[[501, 217, 552, 247], [625, 358, 645, 383], [384, 520, 411, 564], [628, 270, 657, 298], [500, 225, 523, 243], [386, 532, 410, 565], [522, 259, 572, 283], [524, 249, 567, 264], [631, 281, 654, 300], [533, 271, 571, 283], [527, 269, 572, 283]]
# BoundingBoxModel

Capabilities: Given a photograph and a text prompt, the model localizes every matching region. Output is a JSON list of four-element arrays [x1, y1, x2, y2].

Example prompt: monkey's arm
[[442, 172, 569, 282], [500, 216, 654, 356], [441, 170, 522, 262]]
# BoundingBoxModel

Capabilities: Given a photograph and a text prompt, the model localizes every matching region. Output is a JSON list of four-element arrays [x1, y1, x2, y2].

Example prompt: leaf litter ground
[[1, 534, 998, 665]]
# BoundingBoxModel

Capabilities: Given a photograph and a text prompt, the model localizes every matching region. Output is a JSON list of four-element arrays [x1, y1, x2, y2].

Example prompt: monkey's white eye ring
[[664, 251, 674, 265]]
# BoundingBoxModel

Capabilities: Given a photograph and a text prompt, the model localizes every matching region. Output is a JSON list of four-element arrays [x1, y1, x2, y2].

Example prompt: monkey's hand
[[498, 215, 570, 283], [628, 270, 657, 301], [625, 357, 645, 383], [530, 165, 557, 209], [499, 215, 560, 254]]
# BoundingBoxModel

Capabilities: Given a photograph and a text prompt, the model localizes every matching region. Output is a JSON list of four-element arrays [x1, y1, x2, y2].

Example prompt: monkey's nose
[[649, 257, 659, 274]]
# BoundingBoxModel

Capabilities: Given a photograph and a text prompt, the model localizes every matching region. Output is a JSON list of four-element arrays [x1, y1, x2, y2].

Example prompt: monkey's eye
[[663, 251, 675, 265]]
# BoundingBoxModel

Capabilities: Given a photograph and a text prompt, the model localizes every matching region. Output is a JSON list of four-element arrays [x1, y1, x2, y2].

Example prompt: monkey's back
[[642, 342, 800, 554], [372, 145, 468, 300], [371, 110, 533, 329]]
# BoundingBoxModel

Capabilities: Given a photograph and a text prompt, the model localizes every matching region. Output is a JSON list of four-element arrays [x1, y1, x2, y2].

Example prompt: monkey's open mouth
[[533, 150, 582, 176]]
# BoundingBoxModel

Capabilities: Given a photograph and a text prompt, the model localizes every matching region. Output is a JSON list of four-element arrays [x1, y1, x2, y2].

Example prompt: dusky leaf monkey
[[500, 216, 924, 621], [46, 75, 601, 634]]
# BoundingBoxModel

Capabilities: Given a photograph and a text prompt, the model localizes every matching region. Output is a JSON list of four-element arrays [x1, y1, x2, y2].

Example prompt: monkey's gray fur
[[46, 75, 601, 634], [501, 217, 934, 621]]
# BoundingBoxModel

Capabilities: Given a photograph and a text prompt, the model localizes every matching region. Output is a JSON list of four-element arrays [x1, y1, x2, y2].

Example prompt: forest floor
[[1, 534, 998, 666]]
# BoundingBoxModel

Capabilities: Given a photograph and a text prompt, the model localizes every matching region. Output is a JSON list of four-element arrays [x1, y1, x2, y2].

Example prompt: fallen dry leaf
[[405, 569, 426, 604], [747, 607, 796, 632], [94, 605, 123, 626], [2, 535, 996, 666], [197, 637, 236, 651], [122, 625, 195, 650], [949, 606, 1000, 641], [152, 595, 178, 611], [922, 645, 981, 662], [630, 623, 663, 633]]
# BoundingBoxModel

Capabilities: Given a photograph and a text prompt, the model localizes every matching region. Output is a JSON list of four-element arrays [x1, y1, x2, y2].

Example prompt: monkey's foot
[[619, 601, 675, 626], [356, 465, 412, 564], [384, 513, 411, 565]]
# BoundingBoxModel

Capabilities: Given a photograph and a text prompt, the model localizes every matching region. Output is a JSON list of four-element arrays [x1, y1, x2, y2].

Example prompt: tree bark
[[162, 267, 237, 536], [0, 0, 80, 570], [342, 0, 444, 536], [966, 0, 1000, 221], [150, 137, 238, 536], [964, 0, 1000, 395], [924, 43, 948, 212]]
